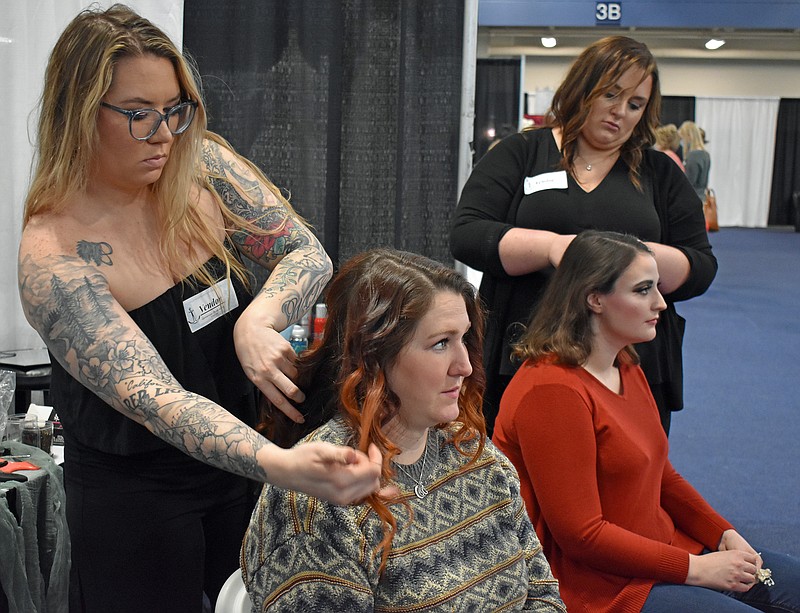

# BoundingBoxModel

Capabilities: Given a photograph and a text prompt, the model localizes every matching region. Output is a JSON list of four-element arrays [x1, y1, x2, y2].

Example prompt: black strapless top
[[50, 256, 255, 456]]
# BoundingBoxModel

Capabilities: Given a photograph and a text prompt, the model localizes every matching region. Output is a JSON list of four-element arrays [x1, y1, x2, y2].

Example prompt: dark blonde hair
[[543, 35, 661, 190], [654, 124, 680, 152], [513, 231, 653, 366], [24, 4, 295, 289], [271, 248, 486, 572], [679, 120, 706, 153]]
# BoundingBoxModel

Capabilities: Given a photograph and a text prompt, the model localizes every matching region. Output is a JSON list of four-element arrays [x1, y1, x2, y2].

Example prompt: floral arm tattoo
[[202, 139, 333, 325], [18, 253, 271, 482]]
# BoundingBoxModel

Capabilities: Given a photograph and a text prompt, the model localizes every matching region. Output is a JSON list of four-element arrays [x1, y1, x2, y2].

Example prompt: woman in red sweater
[[493, 230, 800, 612]]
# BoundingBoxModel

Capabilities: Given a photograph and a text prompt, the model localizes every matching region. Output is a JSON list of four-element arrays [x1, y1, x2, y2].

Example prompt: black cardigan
[[451, 128, 717, 415]]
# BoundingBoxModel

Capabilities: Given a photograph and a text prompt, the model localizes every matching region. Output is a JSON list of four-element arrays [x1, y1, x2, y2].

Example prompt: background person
[[653, 123, 685, 171], [493, 230, 800, 613], [243, 249, 566, 612], [451, 35, 715, 436], [679, 120, 712, 201], [17, 5, 383, 611]]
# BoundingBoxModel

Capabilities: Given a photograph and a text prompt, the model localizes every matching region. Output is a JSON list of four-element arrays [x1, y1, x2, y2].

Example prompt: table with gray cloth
[[0, 441, 69, 613]]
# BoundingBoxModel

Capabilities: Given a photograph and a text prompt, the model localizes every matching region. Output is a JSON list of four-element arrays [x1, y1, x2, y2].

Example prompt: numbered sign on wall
[[596, 2, 622, 24]]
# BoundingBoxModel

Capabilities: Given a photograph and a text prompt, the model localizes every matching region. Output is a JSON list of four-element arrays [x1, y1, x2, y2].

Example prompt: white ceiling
[[479, 26, 800, 61]]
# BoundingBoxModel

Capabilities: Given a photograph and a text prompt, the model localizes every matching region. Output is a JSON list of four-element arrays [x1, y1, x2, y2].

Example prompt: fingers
[[367, 442, 383, 465], [330, 444, 383, 503], [689, 550, 765, 593], [377, 483, 401, 500], [248, 347, 307, 422], [733, 554, 760, 592], [258, 380, 305, 423], [315, 443, 369, 471], [283, 442, 390, 505], [364, 444, 400, 499], [259, 369, 305, 404], [330, 444, 394, 504]]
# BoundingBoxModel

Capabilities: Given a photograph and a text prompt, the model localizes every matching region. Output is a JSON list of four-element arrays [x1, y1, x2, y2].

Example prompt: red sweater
[[493, 360, 733, 613]]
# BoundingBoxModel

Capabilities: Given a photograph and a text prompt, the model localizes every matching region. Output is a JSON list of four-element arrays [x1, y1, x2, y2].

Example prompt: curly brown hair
[[265, 248, 486, 572]]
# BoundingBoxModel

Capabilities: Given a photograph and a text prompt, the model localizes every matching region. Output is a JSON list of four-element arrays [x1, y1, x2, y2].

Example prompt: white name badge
[[524, 171, 568, 194], [183, 279, 239, 333]]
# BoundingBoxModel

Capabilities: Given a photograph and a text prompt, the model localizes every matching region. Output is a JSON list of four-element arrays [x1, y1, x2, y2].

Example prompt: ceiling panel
[[480, 26, 800, 61]]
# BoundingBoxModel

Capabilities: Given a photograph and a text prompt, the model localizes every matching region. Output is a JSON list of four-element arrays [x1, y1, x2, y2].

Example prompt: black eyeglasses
[[100, 100, 198, 141]]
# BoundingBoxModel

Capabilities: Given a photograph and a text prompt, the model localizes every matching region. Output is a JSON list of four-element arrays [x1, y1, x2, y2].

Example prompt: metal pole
[[455, 0, 481, 287]]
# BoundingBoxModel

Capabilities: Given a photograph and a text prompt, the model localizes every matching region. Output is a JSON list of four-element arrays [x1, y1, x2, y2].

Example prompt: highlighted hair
[[25, 4, 297, 291], [270, 249, 486, 573], [541, 35, 661, 190]]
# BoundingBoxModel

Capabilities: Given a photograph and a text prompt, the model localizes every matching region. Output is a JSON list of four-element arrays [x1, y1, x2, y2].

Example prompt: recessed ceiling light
[[705, 39, 725, 50], [541, 37, 557, 48]]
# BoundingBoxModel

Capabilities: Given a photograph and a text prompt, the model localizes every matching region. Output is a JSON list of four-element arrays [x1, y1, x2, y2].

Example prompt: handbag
[[703, 188, 719, 232]]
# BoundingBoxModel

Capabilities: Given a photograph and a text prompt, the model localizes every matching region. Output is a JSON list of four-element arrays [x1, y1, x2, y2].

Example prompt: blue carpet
[[669, 227, 800, 556]]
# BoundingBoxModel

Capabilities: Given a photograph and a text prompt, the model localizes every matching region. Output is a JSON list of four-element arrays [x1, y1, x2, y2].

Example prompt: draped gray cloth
[[184, 0, 464, 271], [0, 443, 70, 613]]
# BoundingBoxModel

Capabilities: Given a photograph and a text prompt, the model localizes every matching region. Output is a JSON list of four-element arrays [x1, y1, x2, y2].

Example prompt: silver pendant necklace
[[576, 153, 595, 171], [393, 429, 434, 499], [576, 151, 618, 172]]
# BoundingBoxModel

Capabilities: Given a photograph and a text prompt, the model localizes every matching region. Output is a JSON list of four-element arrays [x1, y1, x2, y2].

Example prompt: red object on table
[[1, 460, 40, 473]]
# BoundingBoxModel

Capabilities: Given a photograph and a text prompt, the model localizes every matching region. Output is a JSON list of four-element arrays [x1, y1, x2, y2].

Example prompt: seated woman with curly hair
[[241, 248, 565, 612]]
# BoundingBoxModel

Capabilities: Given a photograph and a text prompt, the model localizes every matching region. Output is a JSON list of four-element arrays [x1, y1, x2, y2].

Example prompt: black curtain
[[659, 96, 694, 161], [474, 58, 520, 163], [660, 96, 695, 128], [183, 0, 463, 269], [768, 99, 800, 227]]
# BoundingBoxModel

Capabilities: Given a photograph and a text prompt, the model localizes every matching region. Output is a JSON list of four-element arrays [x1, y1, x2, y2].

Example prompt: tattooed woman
[[17, 5, 383, 612]]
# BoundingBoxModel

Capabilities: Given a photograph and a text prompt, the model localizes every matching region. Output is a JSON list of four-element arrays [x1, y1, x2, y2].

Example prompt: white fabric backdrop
[[695, 96, 780, 228], [0, 0, 183, 352]]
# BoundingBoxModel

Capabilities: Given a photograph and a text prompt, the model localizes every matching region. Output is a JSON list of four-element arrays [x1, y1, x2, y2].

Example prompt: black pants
[[65, 444, 252, 613]]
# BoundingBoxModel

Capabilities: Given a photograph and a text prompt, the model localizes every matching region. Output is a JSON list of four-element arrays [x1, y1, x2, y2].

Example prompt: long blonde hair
[[678, 121, 706, 154], [24, 4, 293, 289]]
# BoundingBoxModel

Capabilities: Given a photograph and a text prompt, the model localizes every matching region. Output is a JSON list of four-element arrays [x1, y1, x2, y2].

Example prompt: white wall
[[523, 57, 800, 98]]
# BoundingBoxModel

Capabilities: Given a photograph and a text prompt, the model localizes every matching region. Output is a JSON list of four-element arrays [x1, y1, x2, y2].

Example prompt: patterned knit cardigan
[[242, 418, 566, 612]]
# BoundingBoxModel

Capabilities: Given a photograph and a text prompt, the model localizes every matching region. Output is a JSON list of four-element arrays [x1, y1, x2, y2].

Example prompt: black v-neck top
[[513, 130, 660, 238]]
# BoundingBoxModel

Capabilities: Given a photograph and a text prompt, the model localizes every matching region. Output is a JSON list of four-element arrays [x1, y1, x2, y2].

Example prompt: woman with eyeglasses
[[17, 5, 384, 611]]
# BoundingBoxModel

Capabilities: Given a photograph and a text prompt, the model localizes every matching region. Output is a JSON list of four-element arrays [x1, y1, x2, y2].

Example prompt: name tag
[[183, 279, 239, 333], [524, 171, 568, 194]]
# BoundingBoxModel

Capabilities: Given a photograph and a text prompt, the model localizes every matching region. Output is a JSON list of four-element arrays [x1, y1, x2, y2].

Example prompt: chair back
[[215, 569, 251, 613]]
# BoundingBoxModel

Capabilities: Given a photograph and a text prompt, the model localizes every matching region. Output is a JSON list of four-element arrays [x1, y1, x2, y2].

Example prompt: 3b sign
[[596, 2, 622, 23]]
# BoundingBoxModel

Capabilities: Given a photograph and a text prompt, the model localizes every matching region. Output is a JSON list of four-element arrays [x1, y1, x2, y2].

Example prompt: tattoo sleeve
[[17, 253, 271, 482], [202, 139, 333, 325]]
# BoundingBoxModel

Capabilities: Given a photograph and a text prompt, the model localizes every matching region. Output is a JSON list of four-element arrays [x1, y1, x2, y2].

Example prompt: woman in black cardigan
[[451, 36, 715, 435]]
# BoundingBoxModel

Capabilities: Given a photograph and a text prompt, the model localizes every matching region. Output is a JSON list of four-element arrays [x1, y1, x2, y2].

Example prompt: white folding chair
[[215, 569, 251, 613]]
